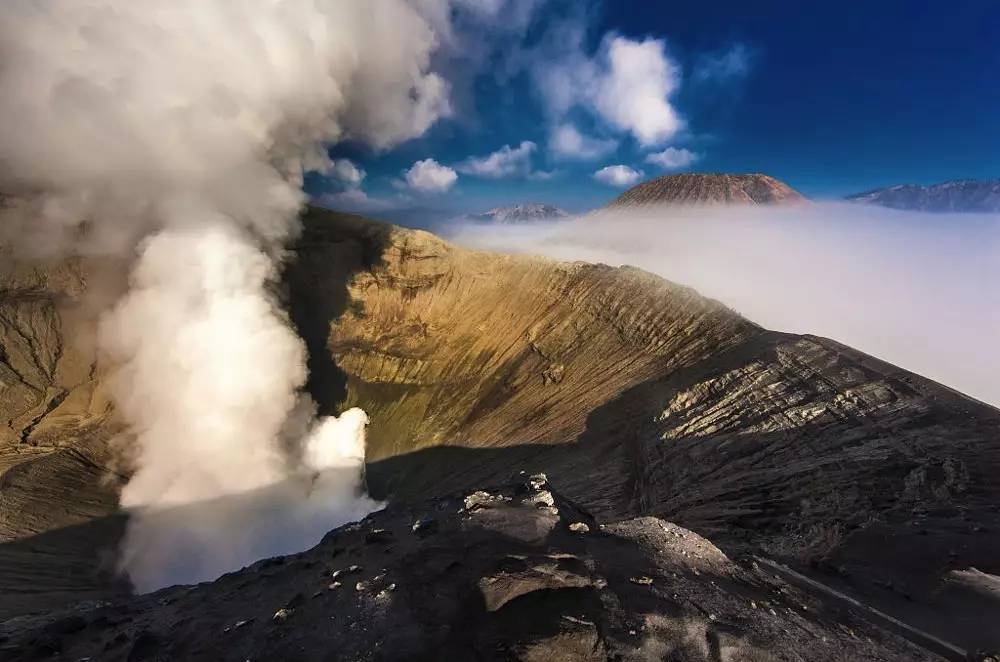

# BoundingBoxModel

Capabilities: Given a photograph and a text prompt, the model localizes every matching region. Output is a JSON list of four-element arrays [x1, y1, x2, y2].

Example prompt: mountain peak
[[608, 173, 807, 208], [846, 179, 1000, 212], [473, 203, 569, 223]]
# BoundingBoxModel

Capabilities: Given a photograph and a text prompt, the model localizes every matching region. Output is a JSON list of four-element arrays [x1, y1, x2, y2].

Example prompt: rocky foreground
[[0, 476, 946, 661]]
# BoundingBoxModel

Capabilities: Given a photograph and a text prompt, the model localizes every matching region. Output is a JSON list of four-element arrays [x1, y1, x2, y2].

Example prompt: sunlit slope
[[301, 209, 999, 646]]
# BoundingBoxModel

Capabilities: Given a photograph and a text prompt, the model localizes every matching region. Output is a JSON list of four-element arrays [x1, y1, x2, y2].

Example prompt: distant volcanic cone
[[608, 173, 807, 208]]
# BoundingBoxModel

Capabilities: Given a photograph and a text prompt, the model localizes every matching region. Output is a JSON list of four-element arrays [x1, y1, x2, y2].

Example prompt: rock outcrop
[[0, 481, 941, 661], [608, 173, 807, 208], [0, 256, 126, 619]]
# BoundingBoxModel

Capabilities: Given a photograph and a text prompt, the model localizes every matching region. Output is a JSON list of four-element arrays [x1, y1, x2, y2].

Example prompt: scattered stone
[[527, 473, 547, 491], [464, 491, 500, 511], [561, 615, 594, 627], [328, 582, 342, 590], [542, 362, 565, 385], [530, 490, 555, 507], [365, 528, 393, 544], [355, 581, 370, 592], [272, 608, 293, 623], [569, 522, 590, 534], [411, 516, 437, 535], [234, 619, 252, 630], [331, 565, 362, 580], [630, 576, 654, 585]]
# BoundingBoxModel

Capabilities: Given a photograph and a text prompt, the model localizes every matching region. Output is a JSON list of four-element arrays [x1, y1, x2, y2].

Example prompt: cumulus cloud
[[0, 0, 461, 590], [404, 158, 459, 193], [593, 165, 644, 187], [458, 140, 537, 178], [645, 147, 700, 170], [532, 28, 683, 153], [549, 123, 618, 160], [330, 159, 366, 186], [592, 37, 683, 145], [449, 204, 1000, 409]]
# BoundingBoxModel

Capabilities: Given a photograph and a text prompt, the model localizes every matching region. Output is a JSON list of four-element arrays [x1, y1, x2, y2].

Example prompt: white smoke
[[0, 0, 459, 590], [450, 204, 1000, 409]]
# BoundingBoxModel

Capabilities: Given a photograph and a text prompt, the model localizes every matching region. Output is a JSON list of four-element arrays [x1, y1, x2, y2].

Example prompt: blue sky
[[307, 0, 999, 224]]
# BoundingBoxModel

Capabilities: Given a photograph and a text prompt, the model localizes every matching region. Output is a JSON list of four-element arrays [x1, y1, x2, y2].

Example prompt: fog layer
[[450, 203, 1000, 408]]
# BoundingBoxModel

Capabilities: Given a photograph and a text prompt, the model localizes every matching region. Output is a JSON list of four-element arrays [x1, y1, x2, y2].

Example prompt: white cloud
[[533, 31, 683, 151], [330, 158, 366, 186], [593, 165, 644, 187], [593, 37, 682, 146], [549, 123, 617, 160], [458, 140, 536, 178], [645, 147, 700, 170], [693, 43, 752, 84], [404, 158, 458, 193]]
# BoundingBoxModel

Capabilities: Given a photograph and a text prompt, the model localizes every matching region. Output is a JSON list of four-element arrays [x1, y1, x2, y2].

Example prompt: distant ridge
[[608, 173, 807, 208], [471, 202, 569, 223], [846, 179, 1000, 212]]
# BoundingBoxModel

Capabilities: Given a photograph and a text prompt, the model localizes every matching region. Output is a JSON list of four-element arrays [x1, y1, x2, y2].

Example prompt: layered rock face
[[0, 256, 126, 618], [608, 173, 807, 208]]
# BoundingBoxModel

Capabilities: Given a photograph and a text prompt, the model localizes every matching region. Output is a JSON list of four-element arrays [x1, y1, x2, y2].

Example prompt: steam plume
[[0, 1, 455, 589], [451, 204, 1000, 408]]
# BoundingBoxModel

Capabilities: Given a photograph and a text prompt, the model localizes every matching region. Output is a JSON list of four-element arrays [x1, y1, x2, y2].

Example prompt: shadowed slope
[[0, 480, 940, 661]]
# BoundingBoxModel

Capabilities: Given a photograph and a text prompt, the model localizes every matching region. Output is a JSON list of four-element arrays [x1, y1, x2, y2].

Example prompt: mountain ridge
[[470, 203, 569, 223], [846, 178, 1000, 212]]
